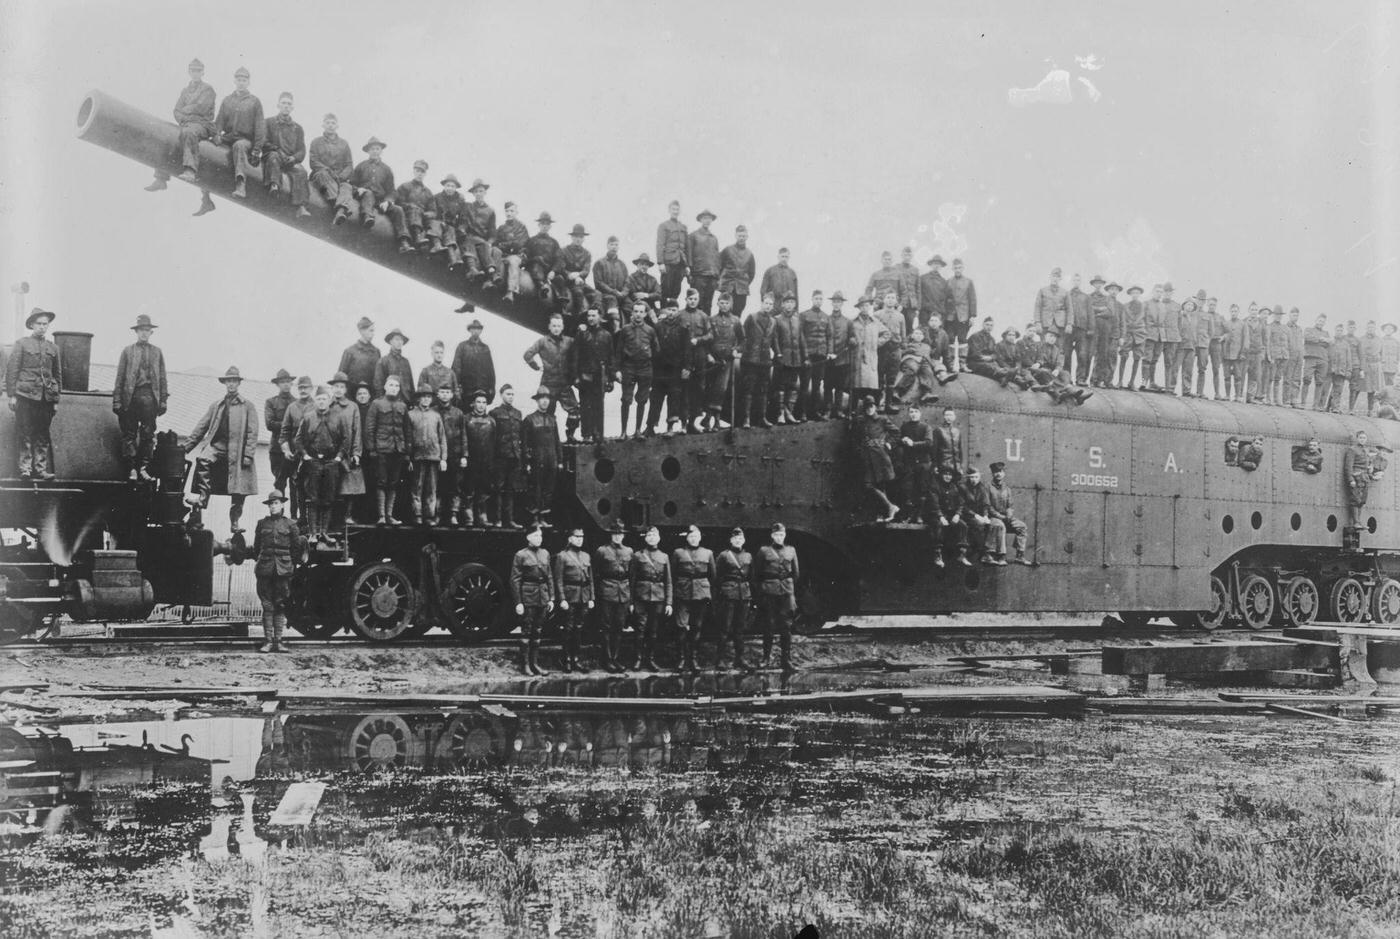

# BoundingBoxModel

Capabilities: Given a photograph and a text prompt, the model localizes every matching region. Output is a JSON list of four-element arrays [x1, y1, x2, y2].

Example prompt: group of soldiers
[[509, 520, 801, 675]]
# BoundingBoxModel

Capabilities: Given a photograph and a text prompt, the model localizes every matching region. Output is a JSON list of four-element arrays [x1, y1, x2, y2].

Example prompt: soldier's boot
[[786, 390, 804, 423], [428, 234, 444, 254], [761, 635, 773, 670], [561, 630, 576, 673], [272, 613, 289, 652], [398, 235, 414, 254], [386, 491, 404, 525], [779, 632, 793, 673], [446, 245, 464, 270], [502, 492, 520, 529], [258, 611, 276, 653], [33, 444, 54, 481], [519, 640, 536, 676], [680, 633, 695, 673], [641, 630, 658, 671], [957, 548, 972, 567]]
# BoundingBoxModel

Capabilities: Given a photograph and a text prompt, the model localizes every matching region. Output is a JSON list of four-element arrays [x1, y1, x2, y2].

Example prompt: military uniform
[[771, 308, 806, 421], [264, 387, 293, 493], [1176, 304, 1201, 395], [932, 473, 969, 564], [966, 328, 1006, 384], [489, 401, 525, 527], [462, 411, 496, 525], [261, 112, 309, 207], [523, 334, 580, 433], [718, 243, 756, 316], [706, 307, 742, 421], [629, 546, 672, 670], [625, 267, 663, 312], [672, 543, 716, 671], [419, 362, 460, 402], [552, 545, 594, 671], [6, 330, 62, 478], [824, 310, 856, 418], [252, 502, 306, 652], [1343, 442, 1373, 529], [592, 253, 630, 321], [510, 544, 555, 675], [213, 86, 265, 186], [365, 392, 410, 524], [738, 308, 776, 427], [1066, 288, 1093, 381], [1086, 291, 1118, 387], [897, 417, 935, 523], [679, 303, 714, 428], [649, 312, 689, 431], [919, 267, 951, 333], [759, 262, 799, 305], [1327, 333, 1355, 413], [186, 379, 260, 532], [390, 177, 435, 250], [374, 350, 415, 399], [616, 319, 658, 436], [798, 305, 832, 419], [348, 152, 395, 227], [309, 131, 355, 218], [280, 391, 315, 519], [437, 399, 467, 524], [558, 242, 597, 318], [114, 331, 168, 478], [1117, 296, 1148, 388], [1033, 284, 1070, 341], [338, 339, 381, 392], [688, 224, 721, 312], [172, 74, 216, 177], [961, 476, 1005, 563], [525, 229, 563, 302], [714, 543, 753, 670], [451, 335, 496, 405], [986, 478, 1029, 563], [573, 323, 614, 441], [594, 536, 634, 672], [655, 217, 689, 303], [432, 185, 468, 267], [1243, 315, 1266, 402], [522, 407, 561, 524], [294, 406, 348, 539], [461, 199, 497, 279], [945, 271, 976, 344], [494, 215, 531, 296], [754, 538, 800, 670], [1302, 325, 1333, 409]]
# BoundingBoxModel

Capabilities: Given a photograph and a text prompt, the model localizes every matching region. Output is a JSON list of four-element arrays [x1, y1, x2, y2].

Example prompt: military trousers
[[261, 152, 309, 205], [268, 443, 287, 493], [660, 264, 686, 303], [1244, 354, 1264, 400], [373, 452, 407, 491], [647, 373, 684, 428], [800, 360, 827, 417], [519, 603, 548, 639], [1091, 332, 1117, 385], [1207, 340, 1225, 398], [675, 599, 709, 634], [176, 122, 213, 172], [730, 295, 749, 318], [255, 573, 292, 615], [14, 397, 56, 476], [738, 363, 771, 423], [1142, 340, 1165, 386], [705, 358, 735, 413], [600, 599, 630, 640], [578, 379, 606, 440], [411, 461, 439, 521], [1070, 330, 1094, 383], [1176, 345, 1197, 393], [226, 138, 257, 181], [355, 190, 385, 224], [824, 364, 851, 415], [309, 171, 355, 214], [683, 368, 707, 424], [1282, 358, 1302, 406], [528, 459, 556, 517], [388, 203, 425, 242], [1302, 359, 1328, 408], [756, 594, 794, 640], [1327, 374, 1348, 411], [119, 387, 159, 469], [620, 367, 653, 425], [691, 275, 717, 313], [303, 457, 343, 507]]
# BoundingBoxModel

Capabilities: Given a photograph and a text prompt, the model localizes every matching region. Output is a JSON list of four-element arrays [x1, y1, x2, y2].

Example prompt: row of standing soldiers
[[509, 522, 801, 676]]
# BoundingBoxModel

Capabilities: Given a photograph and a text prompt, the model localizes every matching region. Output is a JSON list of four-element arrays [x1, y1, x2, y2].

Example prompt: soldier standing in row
[[680, 288, 713, 431], [672, 525, 715, 673], [511, 524, 555, 676], [407, 383, 447, 526], [461, 392, 496, 525], [574, 306, 614, 442], [655, 201, 689, 304], [365, 375, 409, 525], [648, 300, 688, 435], [1301, 313, 1331, 409], [1089, 280, 1120, 388], [760, 248, 799, 306], [522, 389, 561, 526], [713, 527, 753, 671], [703, 293, 742, 430], [755, 522, 799, 672], [771, 293, 805, 423], [737, 293, 777, 428], [595, 521, 633, 673], [436, 386, 467, 525], [279, 376, 314, 519], [592, 237, 630, 324], [253, 491, 306, 654], [1326, 323, 1353, 413], [114, 313, 169, 481], [451, 319, 497, 406], [824, 292, 855, 419], [419, 341, 459, 402], [263, 369, 294, 495], [6, 309, 61, 480], [630, 526, 672, 671], [260, 91, 311, 219], [946, 258, 977, 349], [292, 384, 346, 543], [689, 210, 721, 312], [490, 386, 525, 528], [799, 290, 832, 420], [553, 528, 594, 673], [718, 226, 756, 316], [617, 300, 658, 438], [523, 313, 579, 441], [338, 317, 380, 393], [186, 367, 259, 532]]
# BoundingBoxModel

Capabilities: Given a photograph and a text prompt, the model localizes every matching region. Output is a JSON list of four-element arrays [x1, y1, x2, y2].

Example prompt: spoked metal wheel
[[1236, 574, 1275, 630], [440, 563, 509, 640], [1370, 577, 1400, 624], [1329, 577, 1367, 623], [345, 714, 413, 773], [442, 714, 508, 770], [1280, 576, 1320, 627], [345, 562, 418, 642], [1178, 576, 1231, 631]]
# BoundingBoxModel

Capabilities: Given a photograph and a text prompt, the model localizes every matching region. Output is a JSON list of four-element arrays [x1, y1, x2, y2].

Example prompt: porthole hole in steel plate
[[594, 458, 615, 484], [663, 500, 678, 518], [1368, 516, 1378, 534], [1250, 511, 1262, 531], [661, 456, 681, 481], [1290, 513, 1301, 531], [1326, 515, 1338, 532], [597, 498, 612, 516], [1222, 515, 1234, 534]]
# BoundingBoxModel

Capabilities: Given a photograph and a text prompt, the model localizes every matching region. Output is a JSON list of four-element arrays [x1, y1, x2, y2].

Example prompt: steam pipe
[[75, 89, 553, 334]]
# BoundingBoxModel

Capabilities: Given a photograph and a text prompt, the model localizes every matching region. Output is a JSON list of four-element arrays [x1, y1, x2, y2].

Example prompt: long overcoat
[[188, 394, 260, 495]]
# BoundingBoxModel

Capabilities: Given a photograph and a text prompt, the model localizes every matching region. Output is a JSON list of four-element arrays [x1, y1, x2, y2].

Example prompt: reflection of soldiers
[[511, 525, 555, 676], [629, 527, 672, 671], [253, 491, 306, 654], [754, 522, 800, 672], [714, 528, 753, 671], [1343, 431, 1375, 530], [553, 528, 594, 673], [672, 525, 715, 673], [594, 522, 633, 673]]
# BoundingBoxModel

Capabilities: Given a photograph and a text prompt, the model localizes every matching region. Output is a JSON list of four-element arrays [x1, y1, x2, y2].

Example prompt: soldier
[[688, 210, 721, 312], [1281, 307, 1305, 408], [626, 252, 663, 314], [918, 254, 952, 336], [524, 313, 580, 441], [945, 258, 976, 349], [389, 159, 434, 254], [1139, 284, 1166, 390], [959, 466, 1003, 565], [406, 382, 447, 526], [1360, 320, 1385, 415], [279, 376, 315, 520], [460, 179, 497, 283], [705, 293, 743, 429], [494, 202, 531, 302], [894, 326, 953, 404], [754, 522, 800, 672], [718, 225, 757, 316], [655, 201, 690, 304], [1343, 430, 1375, 532], [1176, 299, 1201, 397], [1302, 313, 1331, 409], [852, 396, 900, 523], [1345, 320, 1365, 412], [738, 293, 778, 428], [824, 291, 856, 419], [451, 319, 496, 406], [592, 237, 630, 325], [1292, 437, 1324, 474], [522, 389, 562, 525], [772, 292, 806, 423], [1197, 297, 1221, 399], [553, 527, 594, 673], [573, 306, 614, 442], [850, 295, 886, 405], [338, 317, 380, 392], [460, 392, 496, 526], [185, 366, 258, 532], [113, 313, 169, 481], [994, 327, 1033, 390], [210, 67, 265, 202], [557, 224, 596, 319], [895, 247, 922, 332], [986, 462, 1030, 565], [594, 521, 633, 673], [629, 526, 673, 671], [874, 289, 907, 411], [798, 290, 833, 420], [292, 384, 346, 543], [1116, 286, 1146, 389], [934, 407, 963, 476], [679, 288, 714, 431], [1221, 305, 1245, 402], [1326, 323, 1354, 413], [510, 524, 555, 676], [1158, 282, 1183, 392], [1090, 281, 1121, 388], [646, 301, 688, 435], [6, 308, 61, 480], [490, 385, 525, 528], [350, 380, 376, 523], [1065, 274, 1093, 383], [672, 525, 716, 673], [307, 113, 357, 224], [1033, 268, 1070, 344], [1382, 323, 1400, 392], [714, 528, 753, 670], [866, 252, 902, 319], [365, 374, 410, 526], [434, 386, 467, 525], [252, 491, 306, 654], [759, 247, 799, 305], [262, 369, 294, 495], [1262, 306, 1288, 405], [966, 317, 1006, 384], [897, 404, 935, 524], [1242, 305, 1266, 403], [419, 340, 460, 403], [374, 328, 414, 398], [260, 92, 310, 219], [1202, 298, 1226, 399], [348, 137, 394, 230], [616, 300, 659, 438], [931, 464, 970, 566], [148, 59, 215, 191]]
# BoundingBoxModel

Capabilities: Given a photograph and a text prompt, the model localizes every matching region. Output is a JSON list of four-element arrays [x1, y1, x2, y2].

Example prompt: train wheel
[[1370, 577, 1400, 624], [1176, 577, 1231, 631], [344, 563, 418, 642], [290, 620, 341, 640], [440, 563, 509, 640], [345, 713, 412, 773], [1236, 574, 1275, 631], [1118, 612, 1153, 629], [1280, 576, 1320, 627], [442, 714, 507, 770], [1329, 577, 1367, 623]]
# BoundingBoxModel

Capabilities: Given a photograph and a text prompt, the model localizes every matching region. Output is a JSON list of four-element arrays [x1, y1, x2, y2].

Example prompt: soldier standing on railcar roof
[[114, 313, 169, 482], [945, 258, 976, 350], [339, 317, 381, 393], [630, 526, 672, 672], [253, 491, 306, 654], [522, 389, 562, 527], [656, 201, 690, 305], [490, 385, 525, 528], [511, 524, 555, 676], [714, 528, 754, 671], [772, 293, 807, 423], [573, 306, 614, 443], [616, 300, 658, 439], [738, 293, 779, 428], [760, 248, 800, 309], [553, 527, 594, 673], [595, 521, 633, 674], [461, 391, 496, 526], [754, 522, 800, 673], [672, 525, 716, 674], [1343, 430, 1376, 533], [689, 210, 721, 313], [704, 293, 743, 429], [292, 384, 346, 543], [1117, 286, 1146, 390], [186, 366, 259, 532], [452, 319, 496, 406], [718, 226, 756, 317], [918, 254, 952, 338], [647, 300, 689, 436], [279, 376, 314, 520], [5, 308, 61, 480], [679, 288, 714, 433], [264, 369, 294, 495], [260, 91, 311, 219]]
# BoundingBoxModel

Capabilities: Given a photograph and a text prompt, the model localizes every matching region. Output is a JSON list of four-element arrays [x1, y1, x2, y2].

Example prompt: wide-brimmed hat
[[25, 308, 54, 328], [469, 178, 489, 192], [927, 255, 946, 267], [1090, 274, 1106, 286], [218, 366, 243, 383], [415, 382, 435, 397], [262, 491, 287, 505], [329, 371, 349, 385], [356, 316, 374, 329], [1105, 281, 1122, 292], [440, 174, 461, 188], [536, 212, 554, 224], [130, 313, 157, 330], [467, 319, 484, 330], [362, 136, 387, 152], [569, 223, 589, 237], [271, 368, 293, 383], [385, 328, 409, 344], [632, 252, 654, 267], [412, 159, 428, 171], [830, 290, 846, 301], [532, 388, 553, 400], [608, 520, 627, 534], [695, 209, 716, 222]]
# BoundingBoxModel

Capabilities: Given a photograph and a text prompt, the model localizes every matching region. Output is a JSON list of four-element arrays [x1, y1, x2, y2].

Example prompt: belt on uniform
[[310, 452, 336, 460], [563, 577, 589, 585]]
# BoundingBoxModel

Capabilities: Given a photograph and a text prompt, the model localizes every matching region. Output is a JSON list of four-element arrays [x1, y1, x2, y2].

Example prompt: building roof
[[88, 363, 282, 446]]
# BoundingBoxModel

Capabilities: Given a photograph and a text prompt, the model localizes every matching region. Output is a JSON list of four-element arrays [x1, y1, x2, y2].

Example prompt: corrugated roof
[[88, 363, 283, 445]]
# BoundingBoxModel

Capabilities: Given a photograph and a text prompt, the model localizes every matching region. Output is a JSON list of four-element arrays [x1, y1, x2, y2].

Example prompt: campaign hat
[[262, 491, 287, 505], [532, 388, 553, 401], [830, 290, 846, 301], [362, 136, 387, 152], [25, 308, 54, 328], [1090, 274, 1106, 286], [271, 368, 293, 383], [233, 66, 250, 79], [356, 316, 374, 329], [467, 319, 484, 330], [384, 328, 409, 344], [412, 159, 429, 171], [927, 255, 946, 267], [696, 209, 716, 222], [608, 520, 627, 534], [632, 252, 654, 267], [130, 313, 157, 330], [569, 223, 589, 237], [469, 178, 489, 192], [440, 174, 462, 188], [328, 371, 349, 385], [536, 212, 554, 224], [218, 366, 243, 383]]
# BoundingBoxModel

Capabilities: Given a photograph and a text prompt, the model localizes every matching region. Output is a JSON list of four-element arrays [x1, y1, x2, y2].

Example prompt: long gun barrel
[[75, 89, 553, 333]]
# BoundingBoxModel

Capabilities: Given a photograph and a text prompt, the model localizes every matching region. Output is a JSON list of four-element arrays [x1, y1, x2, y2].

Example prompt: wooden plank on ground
[[1085, 697, 1265, 714], [1286, 626, 1400, 640], [55, 686, 277, 700], [268, 781, 326, 826], [1102, 641, 1337, 675], [1219, 692, 1400, 705], [0, 683, 50, 693], [278, 690, 482, 706], [1264, 703, 1363, 724]]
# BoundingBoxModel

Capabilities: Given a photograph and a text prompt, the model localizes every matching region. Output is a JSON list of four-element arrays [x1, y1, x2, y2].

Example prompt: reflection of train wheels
[[1371, 578, 1400, 624], [1280, 576, 1320, 627], [441, 563, 509, 640], [1118, 612, 1153, 629], [1176, 577, 1231, 631], [1329, 577, 1367, 623], [443, 715, 506, 769], [1236, 574, 1275, 631], [344, 563, 418, 642], [346, 714, 413, 772]]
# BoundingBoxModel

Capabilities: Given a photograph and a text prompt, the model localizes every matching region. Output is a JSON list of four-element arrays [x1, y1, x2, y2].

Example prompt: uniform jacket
[[1089, 293, 1119, 342], [616, 321, 659, 371], [510, 546, 554, 606], [718, 244, 756, 296], [1223, 318, 1248, 359], [1068, 288, 1092, 332], [1360, 334, 1384, 376], [280, 397, 314, 452], [679, 308, 713, 371], [495, 218, 530, 255], [438, 403, 467, 458], [927, 326, 954, 371], [214, 90, 265, 146], [463, 411, 496, 464], [462, 201, 496, 240], [329, 397, 362, 496], [188, 394, 259, 494], [522, 410, 560, 468], [395, 179, 435, 215], [523, 334, 573, 391], [918, 270, 952, 322], [264, 391, 292, 437], [1343, 444, 1373, 484], [932, 476, 964, 519], [947, 274, 976, 324], [553, 547, 594, 604], [688, 228, 720, 278], [895, 263, 922, 310], [798, 307, 831, 361], [961, 479, 992, 518], [594, 543, 634, 603], [592, 255, 630, 309], [741, 310, 777, 366], [252, 514, 305, 579], [672, 546, 716, 600], [5, 336, 61, 402], [709, 312, 742, 359], [1177, 306, 1201, 348], [993, 339, 1021, 369], [934, 424, 962, 473], [1197, 311, 1222, 350], [173, 80, 216, 128], [986, 481, 1018, 522], [573, 325, 615, 384], [309, 134, 353, 182], [875, 308, 906, 348], [1346, 334, 1364, 374], [436, 190, 470, 227], [1121, 300, 1148, 343], [630, 547, 673, 603], [451, 338, 496, 402], [526, 232, 562, 275], [625, 271, 661, 308], [1144, 301, 1169, 343], [338, 340, 381, 391], [772, 312, 806, 367], [294, 406, 347, 460], [1303, 326, 1333, 361], [755, 543, 799, 598], [966, 329, 998, 366], [867, 268, 902, 307], [407, 405, 447, 461], [262, 114, 305, 164], [759, 263, 799, 303], [374, 351, 414, 398], [715, 548, 753, 600], [1264, 322, 1290, 361], [560, 244, 592, 281], [1034, 285, 1070, 334], [490, 403, 524, 462], [114, 341, 168, 410], [365, 396, 410, 454], [654, 314, 690, 375], [419, 363, 459, 399], [828, 314, 856, 367], [1327, 336, 1355, 375], [349, 159, 395, 200], [1243, 317, 1265, 356], [656, 218, 689, 267], [1380, 336, 1400, 374], [898, 419, 934, 467]]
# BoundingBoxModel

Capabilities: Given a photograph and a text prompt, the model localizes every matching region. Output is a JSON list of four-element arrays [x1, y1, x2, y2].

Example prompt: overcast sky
[[1, 0, 1396, 401]]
